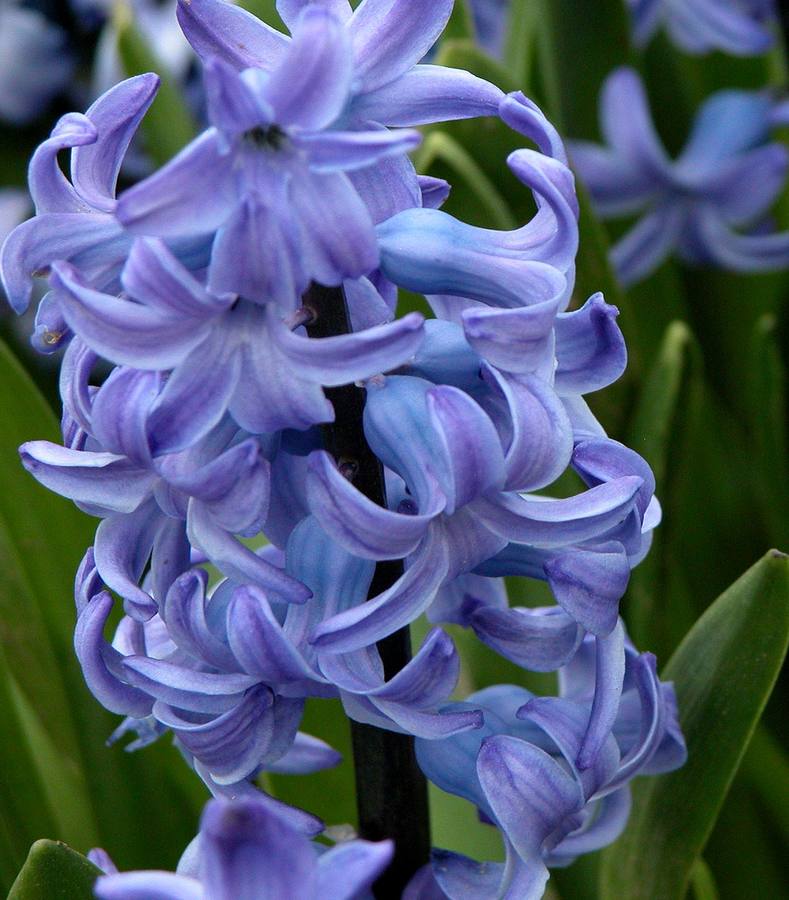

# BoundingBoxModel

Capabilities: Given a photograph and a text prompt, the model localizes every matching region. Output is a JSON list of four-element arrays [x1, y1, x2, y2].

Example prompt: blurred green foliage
[[0, 1, 787, 897]]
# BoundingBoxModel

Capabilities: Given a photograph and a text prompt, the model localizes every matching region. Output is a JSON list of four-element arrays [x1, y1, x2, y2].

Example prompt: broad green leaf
[[746, 314, 789, 550], [115, 5, 198, 166], [690, 859, 718, 900], [8, 841, 99, 900], [503, 0, 541, 91], [436, 40, 520, 94], [600, 551, 789, 900], [0, 339, 204, 876], [740, 724, 789, 843], [236, 0, 281, 27], [536, 0, 633, 137]]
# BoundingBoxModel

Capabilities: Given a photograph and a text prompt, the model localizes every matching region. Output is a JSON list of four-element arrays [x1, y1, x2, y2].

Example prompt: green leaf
[[740, 724, 789, 843], [502, 0, 541, 91], [599, 551, 789, 900], [8, 841, 100, 900], [690, 859, 718, 900], [444, 0, 476, 43], [0, 339, 205, 879], [115, 5, 198, 166], [746, 314, 789, 550]]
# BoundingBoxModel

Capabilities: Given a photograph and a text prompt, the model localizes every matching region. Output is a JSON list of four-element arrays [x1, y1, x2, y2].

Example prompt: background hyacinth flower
[[571, 67, 789, 286], [413, 636, 686, 899], [0, 1, 74, 125], [94, 793, 394, 899], [628, 0, 776, 56]]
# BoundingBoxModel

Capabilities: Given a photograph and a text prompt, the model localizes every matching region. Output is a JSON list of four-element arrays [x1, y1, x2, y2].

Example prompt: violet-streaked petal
[[316, 840, 394, 900], [554, 293, 627, 395], [270, 307, 424, 384], [306, 450, 434, 560], [428, 572, 508, 627], [477, 736, 583, 891], [572, 438, 656, 519], [204, 58, 269, 139], [54, 263, 209, 370], [470, 605, 582, 671], [426, 385, 506, 513], [267, 732, 341, 774], [90, 368, 158, 465], [576, 622, 626, 771], [1, 212, 127, 313], [475, 476, 643, 548], [461, 298, 559, 375], [481, 367, 573, 493], [277, 0, 353, 30], [94, 872, 201, 900], [349, 0, 454, 92], [122, 237, 231, 317], [226, 585, 321, 683], [296, 127, 421, 173], [72, 74, 160, 211], [116, 129, 235, 238], [310, 527, 450, 652], [75, 592, 153, 717], [200, 795, 317, 898], [353, 65, 503, 126], [176, 0, 290, 71], [265, 6, 352, 130], [122, 655, 257, 713], [500, 91, 569, 166], [29, 113, 96, 214], [289, 169, 379, 285], [19, 440, 155, 513], [544, 543, 630, 636]]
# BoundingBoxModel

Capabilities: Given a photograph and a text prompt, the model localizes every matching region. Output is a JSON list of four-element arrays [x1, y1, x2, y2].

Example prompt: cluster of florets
[[1, 1, 685, 897]]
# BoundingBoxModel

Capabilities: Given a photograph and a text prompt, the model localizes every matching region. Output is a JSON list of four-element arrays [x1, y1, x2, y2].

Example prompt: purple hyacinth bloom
[[21, 362, 309, 618], [572, 67, 789, 285], [628, 0, 776, 56], [414, 633, 686, 898], [115, 5, 429, 300], [305, 373, 644, 653], [94, 793, 394, 899], [1, 75, 158, 320], [469, 0, 510, 57], [73, 516, 480, 787], [51, 238, 425, 447]]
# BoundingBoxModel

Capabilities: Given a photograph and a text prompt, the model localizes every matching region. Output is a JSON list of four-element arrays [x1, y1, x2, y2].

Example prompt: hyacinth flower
[[0, 73, 210, 353], [469, 0, 510, 57], [628, 0, 776, 56], [0, 1, 74, 124], [571, 67, 789, 286], [20, 365, 311, 618], [413, 634, 686, 899], [93, 793, 394, 899], [115, 0, 496, 303], [74, 517, 480, 791], [50, 238, 425, 447]]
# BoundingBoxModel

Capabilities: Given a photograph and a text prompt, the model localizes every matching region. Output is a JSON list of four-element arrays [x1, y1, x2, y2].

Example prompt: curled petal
[[554, 293, 627, 395], [72, 74, 161, 211], [470, 605, 582, 671], [306, 450, 434, 560], [475, 476, 643, 548], [29, 113, 96, 214], [75, 592, 153, 717]]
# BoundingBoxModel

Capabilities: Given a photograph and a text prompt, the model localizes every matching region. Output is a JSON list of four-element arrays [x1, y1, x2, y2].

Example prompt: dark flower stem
[[303, 283, 431, 898]]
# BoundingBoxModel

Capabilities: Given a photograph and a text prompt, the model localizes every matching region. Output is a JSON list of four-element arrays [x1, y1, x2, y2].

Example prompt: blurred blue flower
[[628, 0, 776, 56], [94, 792, 393, 899], [0, 2, 73, 124], [572, 67, 789, 285]]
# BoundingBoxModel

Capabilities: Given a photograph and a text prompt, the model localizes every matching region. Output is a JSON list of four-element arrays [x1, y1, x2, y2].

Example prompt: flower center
[[244, 124, 288, 150]]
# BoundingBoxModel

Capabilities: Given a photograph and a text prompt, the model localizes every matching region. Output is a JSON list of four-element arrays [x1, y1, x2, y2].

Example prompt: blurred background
[[0, 1, 787, 897]]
